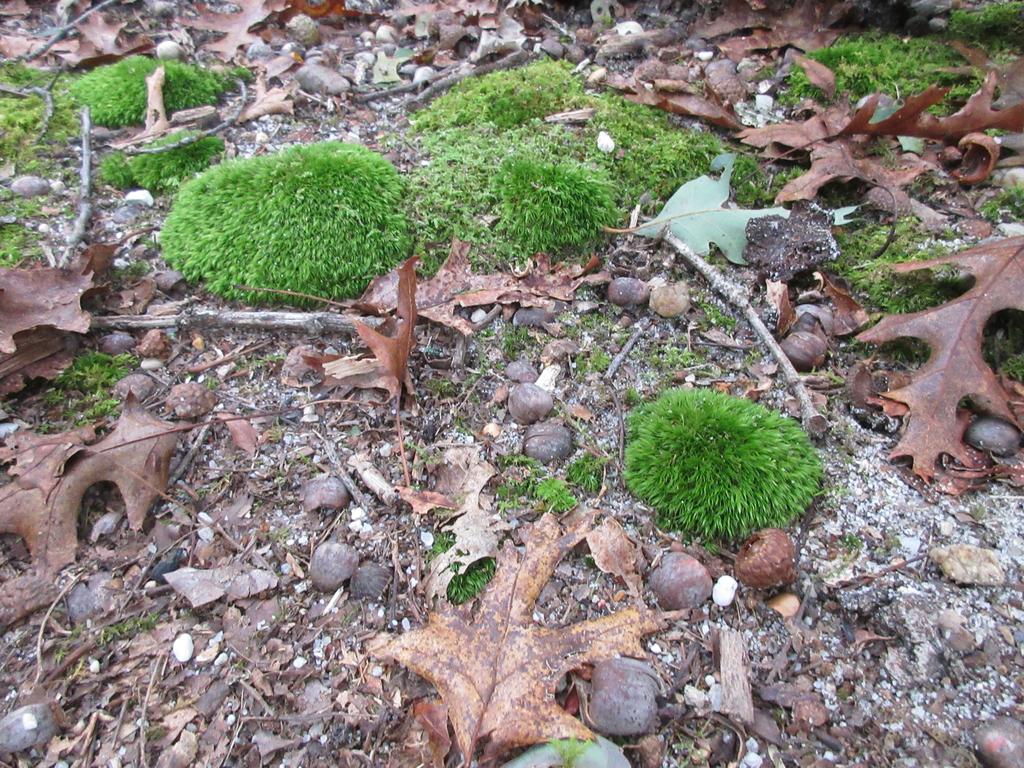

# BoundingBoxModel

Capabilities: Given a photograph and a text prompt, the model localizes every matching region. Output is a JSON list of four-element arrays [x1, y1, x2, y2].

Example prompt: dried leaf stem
[[662, 231, 826, 437]]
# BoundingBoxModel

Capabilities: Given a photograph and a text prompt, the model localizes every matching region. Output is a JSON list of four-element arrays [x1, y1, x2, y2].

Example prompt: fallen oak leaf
[[399, 487, 457, 516], [0, 260, 93, 354], [353, 256, 419, 400], [0, 396, 180, 572], [792, 54, 835, 100], [585, 516, 641, 596], [373, 512, 663, 763], [164, 563, 278, 608], [184, 0, 288, 60], [857, 237, 1024, 482]]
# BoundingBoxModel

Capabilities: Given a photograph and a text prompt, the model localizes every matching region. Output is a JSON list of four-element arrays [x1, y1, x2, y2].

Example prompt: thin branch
[[91, 307, 376, 335], [124, 79, 247, 156], [18, 0, 123, 62], [353, 80, 419, 104], [604, 318, 650, 380], [62, 106, 93, 268], [407, 49, 531, 111], [662, 231, 827, 438]]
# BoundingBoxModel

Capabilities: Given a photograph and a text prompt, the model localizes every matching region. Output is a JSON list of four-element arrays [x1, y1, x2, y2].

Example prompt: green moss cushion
[[161, 142, 411, 303], [100, 132, 224, 193], [625, 388, 821, 541], [70, 56, 232, 128], [494, 157, 618, 254]]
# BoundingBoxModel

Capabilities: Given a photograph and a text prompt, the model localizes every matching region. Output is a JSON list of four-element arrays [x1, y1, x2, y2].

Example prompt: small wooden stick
[[662, 231, 827, 437], [347, 452, 397, 505], [62, 106, 93, 268], [718, 628, 754, 727], [91, 308, 373, 336], [604, 318, 650, 380]]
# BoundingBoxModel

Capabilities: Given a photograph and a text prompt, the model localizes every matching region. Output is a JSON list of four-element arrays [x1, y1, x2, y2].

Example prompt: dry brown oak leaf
[[0, 397, 179, 572], [184, 0, 287, 60], [857, 237, 1024, 481], [373, 512, 663, 763]]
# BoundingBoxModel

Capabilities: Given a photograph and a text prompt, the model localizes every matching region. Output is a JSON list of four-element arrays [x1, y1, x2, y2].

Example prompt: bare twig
[[33, 572, 82, 685], [125, 79, 247, 156], [62, 106, 92, 268], [407, 49, 531, 111], [604, 318, 650, 380], [18, 0, 123, 62], [662, 231, 827, 437], [169, 423, 212, 485], [348, 452, 397, 505], [353, 80, 420, 104], [186, 338, 273, 374], [138, 654, 166, 768], [91, 308, 375, 335]]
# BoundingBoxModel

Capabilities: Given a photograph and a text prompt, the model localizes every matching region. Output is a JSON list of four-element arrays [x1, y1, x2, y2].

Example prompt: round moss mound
[[494, 156, 617, 254], [100, 132, 224, 193], [624, 388, 821, 541], [161, 142, 411, 303], [70, 56, 232, 128]]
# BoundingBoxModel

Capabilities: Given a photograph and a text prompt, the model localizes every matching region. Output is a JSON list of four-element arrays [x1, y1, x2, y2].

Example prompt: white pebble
[[214, 652, 228, 666], [754, 94, 774, 111], [740, 754, 763, 768], [20, 711, 38, 731], [413, 66, 435, 86], [140, 358, 164, 370], [293, 656, 308, 669], [712, 575, 738, 607], [401, 617, 411, 631], [615, 21, 644, 35], [156, 40, 184, 61], [420, 530, 434, 548], [596, 130, 615, 154], [89, 658, 100, 674], [197, 526, 214, 542], [172, 633, 194, 663], [125, 189, 154, 207], [696, 50, 714, 62]]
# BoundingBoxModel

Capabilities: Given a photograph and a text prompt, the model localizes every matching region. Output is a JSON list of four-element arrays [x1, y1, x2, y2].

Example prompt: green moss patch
[[70, 56, 232, 128], [834, 219, 967, 315], [428, 532, 496, 604], [494, 156, 617, 254], [786, 35, 979, 107], [100, 132, 224, 193], [409, 60, 761, 268], [949, 3, 1024, 51], [625, 388, 821, 541], [161, 141, 411, 304], [981, 188, 1024, 223], [0, 64, 79, 173], [44, 352, 134, 424]]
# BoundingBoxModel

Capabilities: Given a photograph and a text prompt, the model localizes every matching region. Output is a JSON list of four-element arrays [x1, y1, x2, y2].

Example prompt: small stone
[[539, 37, 565, 59], [10, 175, 50, 198], [375, 24, 398, 44], [649, 552, 712, 610], [937, 609, 976, 653], [997, 167, 1024, 189], [247, 40, 273, 59], [126, 189, 154, 206], [930, 545, 1005, 586], [683, 684, 708, 708], [513, 306, 556, 327], [998, 223, 1024, 239], [712, 574, 738, 607], [975, 717, 1024, 768], [140, 358, 164, 371], [114, 373, 156, 401], [588, 658, 659, 736], [135, 329, 171, 359], [350, 562, 391, 600], [634, 58, 668, 82], [98, 331, 136, 355], [296, 63, 351, 95], [540, 338, 579, 364], [506, 359, 539, 383], [523, 421, 573, 464], [766, 592, 800, 618], [695, 50, 714, 62], [0, 703, 59, 753], [470, 308, 488, 325], [704, 58, 746, 103], [964, 416, 1020, 458], [172, 633, 194, 663], [596, 130, 615, 153], [66, 573, 115, 624], [154, 269, 185, 292], [649, 282, 690, 317], [49, 180, 66, 195], [753, 93, 774, 111], [156, 40, 184, 60], [508, 383, 554, 425], [607, 277, 649, 307], [614, 21, 644, 36], [587, 67, 607, 85], [112, 205, 142, 225], [302, 475, 351, 513], [165, 382, 217, 419], [287, 13, 320, 46], [309, 541, 359, 592], [412, 66, 436, 86]]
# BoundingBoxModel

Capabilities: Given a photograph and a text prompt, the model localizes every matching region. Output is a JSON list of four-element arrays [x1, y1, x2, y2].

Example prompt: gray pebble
[[287, 13, 320, 46], [508, 383, 554, 425], [66, 573, 116, 625], [154, 269, 185, 292], [412, 66, 436, 86], [975, 717, 1024, 768], [607, 277, 649, 307], [0, 703, 59, 753], [513, 307, 556, 327], [309, 541, 360, 592], [247, 40, 273, 59], [98, 332, 136, 355], [10, 176, 50, 198], [302, 475, 351, 513], [296, 63, 351, 95], [506, 359, 539, 383], [588, 658, 659, 736], [649, 282, 691, 318], [523, 421, 573, 464], [350, 562, 391, 600], [964, 416, 1020, 458]]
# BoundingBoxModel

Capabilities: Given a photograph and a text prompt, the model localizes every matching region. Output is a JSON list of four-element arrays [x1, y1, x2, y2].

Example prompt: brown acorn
[[734, 528, 796, 588], [780, 330, 827, 372]]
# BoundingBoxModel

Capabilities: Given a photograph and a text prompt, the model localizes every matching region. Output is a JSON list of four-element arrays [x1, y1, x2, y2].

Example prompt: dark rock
[[507, 383, 554, 425], [98, 332, 136, 355], [506, 359, 539, 383], [964, 417, 1020, 458], [310, 541, 360, 592], [135, 329, 172, 359], [0, 703, 60, 753], [66, 573, 116, 624], [195, 679, 232, 718], [607, 277, 649, 307], [296, 63, 351, 95], [10, 176, 50, 198], [540, 37, 565, 59], [302, 475, 351, 513], [649, 552, 712, 610], [513, 307, 556, 327], [565, 45, 587, 64], [634, 58, 668, 82], [523, 421, 573, 464], [165, 382, 217, 419], [114, 373, 156, 401], [587, 658, 659, 736], [350, 562, 391, 600], [153, 270, 185, 292], [975, 717, 1024, 768], [704, 58, 747, 103]]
